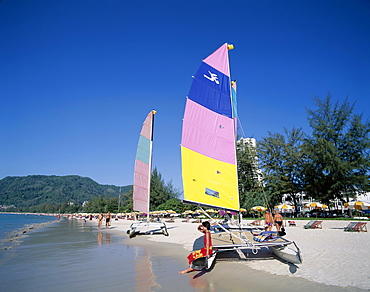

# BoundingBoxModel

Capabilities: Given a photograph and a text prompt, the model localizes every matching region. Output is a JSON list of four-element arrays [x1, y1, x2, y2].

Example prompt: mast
[[147, 110, 155, 220]]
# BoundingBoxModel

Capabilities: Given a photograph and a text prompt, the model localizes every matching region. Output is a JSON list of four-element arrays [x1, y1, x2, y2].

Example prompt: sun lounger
[[192, 219, 202, 223], [304, 220, 322, 229], [354, 222, 367, 232], [288, 221, 296, 227], [344, 222, 357, 231], [310, 221, 322, 229], [345, 222, 367, 232], [303, 220, 316, 229]]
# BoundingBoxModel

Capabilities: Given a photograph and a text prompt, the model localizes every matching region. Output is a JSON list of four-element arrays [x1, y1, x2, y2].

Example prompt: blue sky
[[1, 0, 369, 191]]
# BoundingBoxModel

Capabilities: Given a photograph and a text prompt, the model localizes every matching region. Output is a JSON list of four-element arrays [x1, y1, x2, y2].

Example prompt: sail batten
[[133, 110, 156, 214], [181, 43, 239, 211]]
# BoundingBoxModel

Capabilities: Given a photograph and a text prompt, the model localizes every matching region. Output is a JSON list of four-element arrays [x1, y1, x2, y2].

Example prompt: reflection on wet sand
[[97, 231, 111, 245], [189, 271, 216, 291], [134, 247, 160, 292]]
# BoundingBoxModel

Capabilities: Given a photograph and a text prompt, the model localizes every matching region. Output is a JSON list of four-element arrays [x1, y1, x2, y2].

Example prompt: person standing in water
[[97, 213, 103, 228], [105, 211, 111, 228]]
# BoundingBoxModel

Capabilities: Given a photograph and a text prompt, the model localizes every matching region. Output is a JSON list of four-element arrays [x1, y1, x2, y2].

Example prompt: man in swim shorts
[[274, 210, 283, 232], [264, 210, 273, 231], [105, 211, 111, 228]]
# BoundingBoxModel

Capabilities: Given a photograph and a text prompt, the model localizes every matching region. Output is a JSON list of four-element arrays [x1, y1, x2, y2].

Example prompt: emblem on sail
[[204, 71, 220, 84]]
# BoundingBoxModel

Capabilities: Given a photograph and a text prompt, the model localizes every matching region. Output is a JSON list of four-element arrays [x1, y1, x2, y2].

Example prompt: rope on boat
[[199, 206, 255, 248]]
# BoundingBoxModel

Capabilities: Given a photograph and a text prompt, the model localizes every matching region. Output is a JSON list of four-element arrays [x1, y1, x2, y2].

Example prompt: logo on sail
[[205, 188, 220, 198], [203, 71, 220, 84]]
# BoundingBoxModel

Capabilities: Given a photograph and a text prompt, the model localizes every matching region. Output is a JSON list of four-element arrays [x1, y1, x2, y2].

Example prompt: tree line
[[238, 94, 370, 212]]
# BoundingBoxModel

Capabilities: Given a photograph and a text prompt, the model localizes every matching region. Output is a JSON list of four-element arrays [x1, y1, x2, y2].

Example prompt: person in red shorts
[[178, 221, 213, 274]]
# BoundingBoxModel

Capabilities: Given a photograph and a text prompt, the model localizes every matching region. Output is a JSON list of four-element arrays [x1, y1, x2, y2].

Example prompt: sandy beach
[[107, 218, 370, 291]]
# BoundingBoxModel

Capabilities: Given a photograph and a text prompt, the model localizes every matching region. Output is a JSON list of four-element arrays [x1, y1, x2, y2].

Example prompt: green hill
[[0, 175, 131, 211]]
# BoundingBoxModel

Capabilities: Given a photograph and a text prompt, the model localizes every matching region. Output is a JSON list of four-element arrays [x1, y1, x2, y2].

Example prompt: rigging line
[[236, 115, 246, 138], [199, 206, 254, 247], [262, 189, 272, 212]]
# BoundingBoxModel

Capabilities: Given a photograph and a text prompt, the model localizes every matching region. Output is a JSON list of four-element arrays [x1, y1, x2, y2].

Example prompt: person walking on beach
[[178, 221, 213, 274], [105, 211, 111, 228], [98, 213, 103, 228], [264, 210, 273, 231], [274, 210, 283, 232]]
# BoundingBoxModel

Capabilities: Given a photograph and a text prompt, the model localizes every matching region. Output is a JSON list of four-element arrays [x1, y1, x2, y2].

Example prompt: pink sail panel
[[203, 43, 230, 77], [181, 98, 236, 165], [133, 158, 150, 213], [140, 112, 154, 140]]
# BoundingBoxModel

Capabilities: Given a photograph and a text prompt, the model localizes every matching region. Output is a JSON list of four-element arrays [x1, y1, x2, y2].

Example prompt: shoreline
[[0, 218, 58, 251], [102, 218, 369, 290]]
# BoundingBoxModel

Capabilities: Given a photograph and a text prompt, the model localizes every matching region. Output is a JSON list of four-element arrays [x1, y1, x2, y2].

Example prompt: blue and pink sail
[[133, 110, 156, 214], [181, 43, 240, 211]]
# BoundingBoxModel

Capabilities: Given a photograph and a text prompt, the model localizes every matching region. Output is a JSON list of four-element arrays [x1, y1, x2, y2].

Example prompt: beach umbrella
[[305, 202, 328, 209], [251, 206, 267, 212], [239, 208, 247, 212], [344, 201, 370, 210], [275, 204, 295, 213], [275, 204, 294, 210], [206, 209, 217, 213]]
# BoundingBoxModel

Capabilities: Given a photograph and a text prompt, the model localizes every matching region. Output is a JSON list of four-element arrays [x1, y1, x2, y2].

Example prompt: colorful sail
[[133, 110, 156, 214], [181, 43, 240, 211]]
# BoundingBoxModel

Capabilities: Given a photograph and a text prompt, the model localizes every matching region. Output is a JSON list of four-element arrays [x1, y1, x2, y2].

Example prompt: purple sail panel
[[182, 99, 236, 165]]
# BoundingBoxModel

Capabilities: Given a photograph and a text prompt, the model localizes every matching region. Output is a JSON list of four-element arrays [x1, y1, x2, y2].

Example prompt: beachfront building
[[237, 137, 264, 184]]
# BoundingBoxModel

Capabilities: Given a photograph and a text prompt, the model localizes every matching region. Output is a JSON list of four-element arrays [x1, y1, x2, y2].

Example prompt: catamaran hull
[[127, 221, 168, 238], [269, 245, 302, 264], [190, 253, 217, 271]]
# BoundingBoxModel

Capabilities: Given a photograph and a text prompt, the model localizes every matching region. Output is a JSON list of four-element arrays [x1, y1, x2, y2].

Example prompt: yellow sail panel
[[181, 146, 239, 211]]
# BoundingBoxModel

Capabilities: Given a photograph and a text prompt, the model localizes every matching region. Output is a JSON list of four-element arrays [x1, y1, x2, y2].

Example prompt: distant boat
[[180, 43, 301, 267], [127, 110, 168, 238]]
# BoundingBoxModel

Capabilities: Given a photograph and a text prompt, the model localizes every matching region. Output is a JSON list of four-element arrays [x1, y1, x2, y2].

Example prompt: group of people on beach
[[97, 211, 111, 228], [264, 210, 284, 233]]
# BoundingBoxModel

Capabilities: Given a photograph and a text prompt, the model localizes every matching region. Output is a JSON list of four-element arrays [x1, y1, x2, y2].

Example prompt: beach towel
[[187, 247, 212, 264], [253, 231, 278, 242]]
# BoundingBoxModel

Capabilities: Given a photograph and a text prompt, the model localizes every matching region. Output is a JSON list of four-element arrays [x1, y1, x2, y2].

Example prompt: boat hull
[[127, 221, 168, 237], [269, 245, 302, 264]]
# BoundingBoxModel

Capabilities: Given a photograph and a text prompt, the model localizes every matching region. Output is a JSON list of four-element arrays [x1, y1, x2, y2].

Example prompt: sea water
[[0, 213, 57, 249], [0, 213, 57, 240]]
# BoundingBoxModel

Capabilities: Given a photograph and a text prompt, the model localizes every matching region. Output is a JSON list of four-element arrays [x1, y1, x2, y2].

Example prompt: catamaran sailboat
[[180, 43, 302, 267], [127, 110, 168, 238]]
